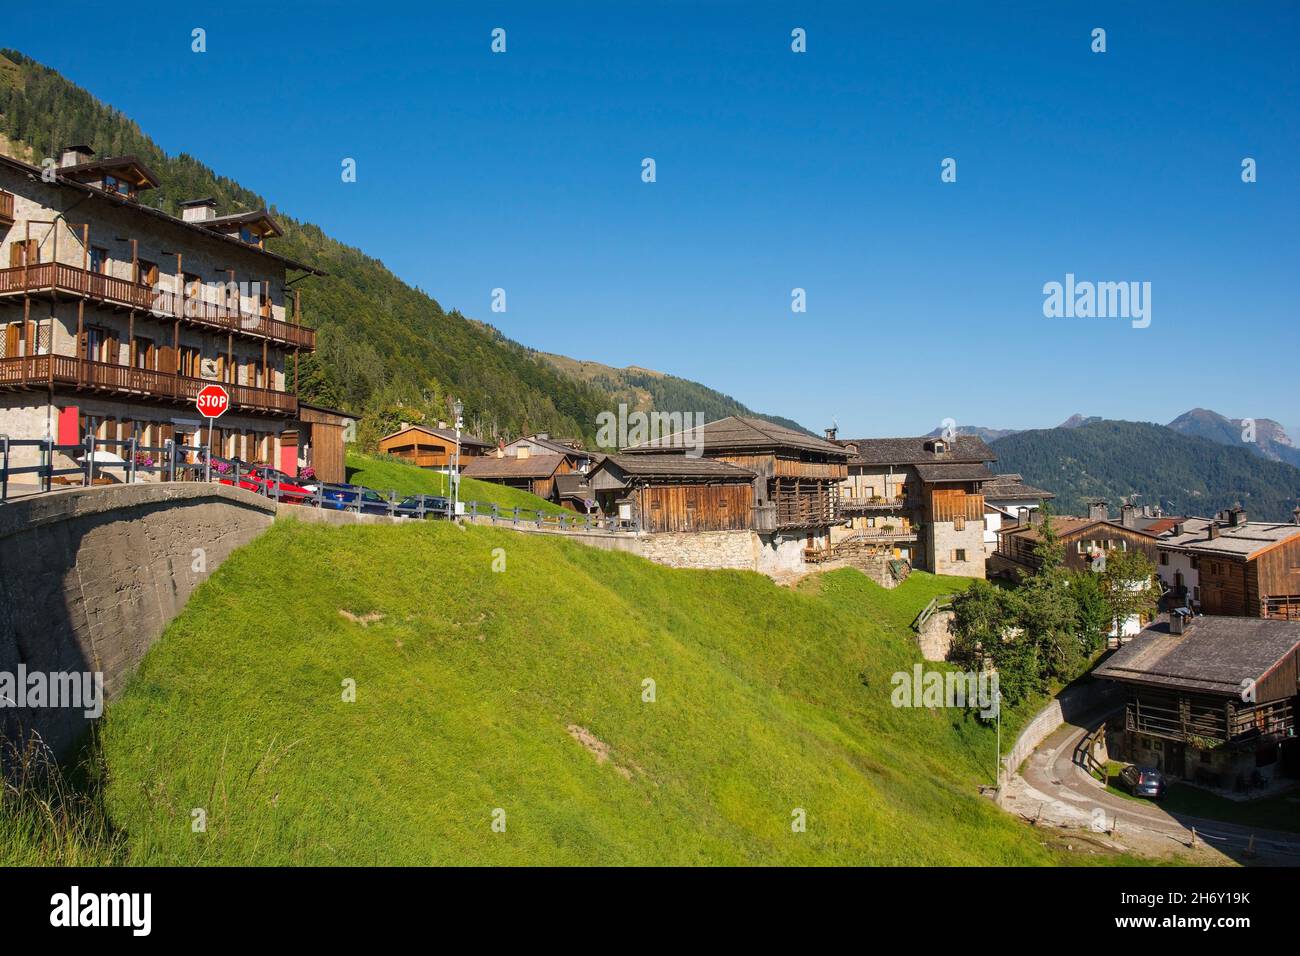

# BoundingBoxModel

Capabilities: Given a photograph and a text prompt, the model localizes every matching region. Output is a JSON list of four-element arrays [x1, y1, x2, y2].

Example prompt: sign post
[[196, 384, 230, 477]]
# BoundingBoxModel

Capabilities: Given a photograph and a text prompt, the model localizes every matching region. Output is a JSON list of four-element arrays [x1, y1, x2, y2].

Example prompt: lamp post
[[452, 398, 464, 518]]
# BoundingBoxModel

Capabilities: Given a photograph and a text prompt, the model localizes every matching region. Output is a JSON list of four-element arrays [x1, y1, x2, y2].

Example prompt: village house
[[584, 454, 755, 532], [377, 423, 491, 471], [1156, 506, 1300, 619], [462, 449, 572, 500], [500, 433, 602, 474], [619, 415, 849, 570], [993, 501, 1161, 576], [979, 473, 1056, 557], [0, 146, 325, 481], [553, 472, 597, 513], [834, 434, 997, 578], [1095, 613, 1300, 788]]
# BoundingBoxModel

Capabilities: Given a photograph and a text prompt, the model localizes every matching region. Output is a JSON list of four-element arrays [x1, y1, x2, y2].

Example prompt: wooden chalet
[[501, 433, 602, 474], [585, 454, 755, 532], [1095, 614, 1300, 784], [994, 501, 1161, 575], [1157, 507, 1300, 620], [462, 450, 571, 499], [620, 416, 849, 540], [377, 424, 491, 470]]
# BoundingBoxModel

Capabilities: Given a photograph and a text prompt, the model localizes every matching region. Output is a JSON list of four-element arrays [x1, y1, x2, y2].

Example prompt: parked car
[[320, 483, 395, 515], [1119, 765, 1166, 799], [218, 464, 314, 503], [396, 494, 450, 519]]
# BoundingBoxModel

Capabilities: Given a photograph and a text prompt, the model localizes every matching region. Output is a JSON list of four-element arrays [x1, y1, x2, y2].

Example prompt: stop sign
[[196, 383, 230, 420]]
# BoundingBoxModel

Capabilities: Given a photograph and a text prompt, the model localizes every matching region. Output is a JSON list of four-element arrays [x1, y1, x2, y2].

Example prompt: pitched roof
[[378, 424, 492, 448], [507, 434, 600, 459], [554, 473, 594, 500], [842, 435, 995, 466], [463, 453, 566, 479], [997, 515, 1160, 542], [981, 473, 1056, 501], [1159, 519, 1300, 561], [912, 462, 997, 483], [621, 416, 846, 457], [595, 454, 756, 480], [1094, 616, 1300, 697]]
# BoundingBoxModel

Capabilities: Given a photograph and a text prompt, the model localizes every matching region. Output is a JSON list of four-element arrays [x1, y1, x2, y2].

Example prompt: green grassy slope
[[91, 521, 1099, 865], [344, 452, 567, 515]]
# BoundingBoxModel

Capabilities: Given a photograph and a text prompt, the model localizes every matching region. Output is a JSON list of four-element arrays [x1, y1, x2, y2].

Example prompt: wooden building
[[292, 402, 356, 484], [585, 454, 755, 532], [994, 502, 1161, 575], [502, 433, 602, 474], [0, 145, 323, 475], [1157, 508, 1300, 619], [462, 450, 571, 500], [620, 416, 848, 565], [835, 435, 999, 577], [554, 473, 597, 514], [1095, 614, 1300, 784], [377, 424, 491, 470]]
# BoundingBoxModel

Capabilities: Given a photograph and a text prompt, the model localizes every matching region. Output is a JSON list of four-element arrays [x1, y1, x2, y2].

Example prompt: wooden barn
[[619, 416, 849, 540], [462, 451, 571, 500], [377, 424, 491, 470], [585, 454, 755, 532], [1095, 614, 1300, 784]]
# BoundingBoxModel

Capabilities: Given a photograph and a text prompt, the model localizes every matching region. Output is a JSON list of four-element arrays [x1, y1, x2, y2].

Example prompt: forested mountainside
[[991, 420, 1300, 521], [0, 50, 803, 447]]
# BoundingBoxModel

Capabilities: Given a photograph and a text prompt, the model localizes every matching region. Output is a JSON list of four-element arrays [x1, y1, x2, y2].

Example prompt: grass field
[[344, 452, 568, 515], [1101, 762, 1300, 834], [3, 520, 1159, 865]]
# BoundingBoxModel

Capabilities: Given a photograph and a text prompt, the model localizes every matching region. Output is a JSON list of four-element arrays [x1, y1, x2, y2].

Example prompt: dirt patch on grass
[[338, 609, 386, 626], [567, 724, 633, 779]]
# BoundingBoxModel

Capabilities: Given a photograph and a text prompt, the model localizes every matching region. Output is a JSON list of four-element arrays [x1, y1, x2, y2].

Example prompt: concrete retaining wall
[[0, 483, 276, 755], [1000, 678, 1124, 786]]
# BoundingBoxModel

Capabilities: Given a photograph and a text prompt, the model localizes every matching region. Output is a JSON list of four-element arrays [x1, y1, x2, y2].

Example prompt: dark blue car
[[397, 494, 450, 519], [320, 483, 395, 515]]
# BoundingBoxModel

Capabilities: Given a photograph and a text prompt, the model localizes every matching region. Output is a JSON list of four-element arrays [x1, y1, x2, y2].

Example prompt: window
[[954, 549, 967, 562], [1160, 552, 1169, 566], [137, 259, 159, 287], [9, 239, 38, 267], [132, 337, 155, 370], [90, 246, 109, 274]]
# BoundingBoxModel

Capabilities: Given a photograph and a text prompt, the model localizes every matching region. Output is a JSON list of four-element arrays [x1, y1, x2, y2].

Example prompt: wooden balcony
[[0, 262, 314, 350], [931, 492, 985, 523], [0, 191, 14, 226], [841, 495, 912, 514], [0, 354, 297, 416]]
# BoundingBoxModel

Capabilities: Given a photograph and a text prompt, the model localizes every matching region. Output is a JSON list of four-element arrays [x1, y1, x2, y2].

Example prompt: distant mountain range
[[989, 420, 1300, 522], [537, 353, 812, 435]]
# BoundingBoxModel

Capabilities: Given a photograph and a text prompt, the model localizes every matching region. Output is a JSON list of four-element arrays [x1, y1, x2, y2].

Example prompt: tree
[[1069, 570, 1110, 655], [1100, 548, 1159, 640]]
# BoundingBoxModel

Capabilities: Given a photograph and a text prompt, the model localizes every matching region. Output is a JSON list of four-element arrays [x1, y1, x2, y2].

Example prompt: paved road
[[1017, 716, 1300, 865]]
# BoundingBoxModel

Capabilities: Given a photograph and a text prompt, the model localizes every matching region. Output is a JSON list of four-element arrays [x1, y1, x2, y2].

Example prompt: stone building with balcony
[[833, 434, 996, 578], [0, 145, 323, 480]]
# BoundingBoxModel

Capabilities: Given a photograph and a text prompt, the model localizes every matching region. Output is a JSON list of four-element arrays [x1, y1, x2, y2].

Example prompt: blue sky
[[7, 2, 1298, 437]]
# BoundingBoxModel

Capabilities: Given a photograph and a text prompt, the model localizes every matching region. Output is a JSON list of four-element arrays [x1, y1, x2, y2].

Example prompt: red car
[[218, 464, 313, 503]]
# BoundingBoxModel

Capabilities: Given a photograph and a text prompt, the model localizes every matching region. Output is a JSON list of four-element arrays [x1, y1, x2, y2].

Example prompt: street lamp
[[452, 398, 464, 518]]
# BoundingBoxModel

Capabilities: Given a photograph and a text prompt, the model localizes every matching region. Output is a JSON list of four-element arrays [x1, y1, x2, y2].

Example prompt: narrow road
[[1014, 716, 1300, 865]]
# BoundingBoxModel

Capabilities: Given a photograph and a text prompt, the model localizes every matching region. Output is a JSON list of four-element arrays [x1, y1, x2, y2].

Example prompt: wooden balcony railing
[[931, 493, 985, 523], [0, 354, 297, 415], [840, 495, 911, 513], [0, 263, 314, 350], [1261, 595, 1300, 621], [0, 190, 14, 225]]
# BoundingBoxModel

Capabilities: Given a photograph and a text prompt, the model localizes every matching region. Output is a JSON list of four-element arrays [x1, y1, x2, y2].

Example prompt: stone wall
[[915, 609, 955, 661], [0, 483, 276, 755]]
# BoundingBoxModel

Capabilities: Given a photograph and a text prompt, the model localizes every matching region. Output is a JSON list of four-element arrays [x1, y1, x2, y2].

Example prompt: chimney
[[1169, 609, 1191, 635], [1229, 506, 1247, 527], [1088, 500, 1109, 521], [1170, 521, 1184, 537], [399, 421, 409, 430], [1208, 523, 1220, 540], [179, 197, 218, 223], [437, 420, 447, 429], [59, 144, 94, 168], [536, 432, 549, 441], [1120, 504, 1137, 528], [824, 425, 838, 441]]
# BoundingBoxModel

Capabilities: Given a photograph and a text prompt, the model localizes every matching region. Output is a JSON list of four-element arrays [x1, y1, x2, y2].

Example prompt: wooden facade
[[997, 516, 1160, 574], [462, 451, 571, 500], [586, 454, 755, 532], [1198, 536, 1300, 618], [296, 403, 356, 484], [378, 424, 489, 470]]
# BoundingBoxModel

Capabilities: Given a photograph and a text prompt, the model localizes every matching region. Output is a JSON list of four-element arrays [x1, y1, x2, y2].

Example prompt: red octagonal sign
[[196, 383, 230, 420]]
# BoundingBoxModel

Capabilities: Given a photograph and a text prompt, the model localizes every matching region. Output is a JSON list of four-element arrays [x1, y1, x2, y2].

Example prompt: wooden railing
[[0, 190, 14, 224], [840, 495, 910, 512], [931, 493, 985, 523], [1261, 595, 1300, 621], [0, 354, 297, 415], [0, 263, 314, 349]]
